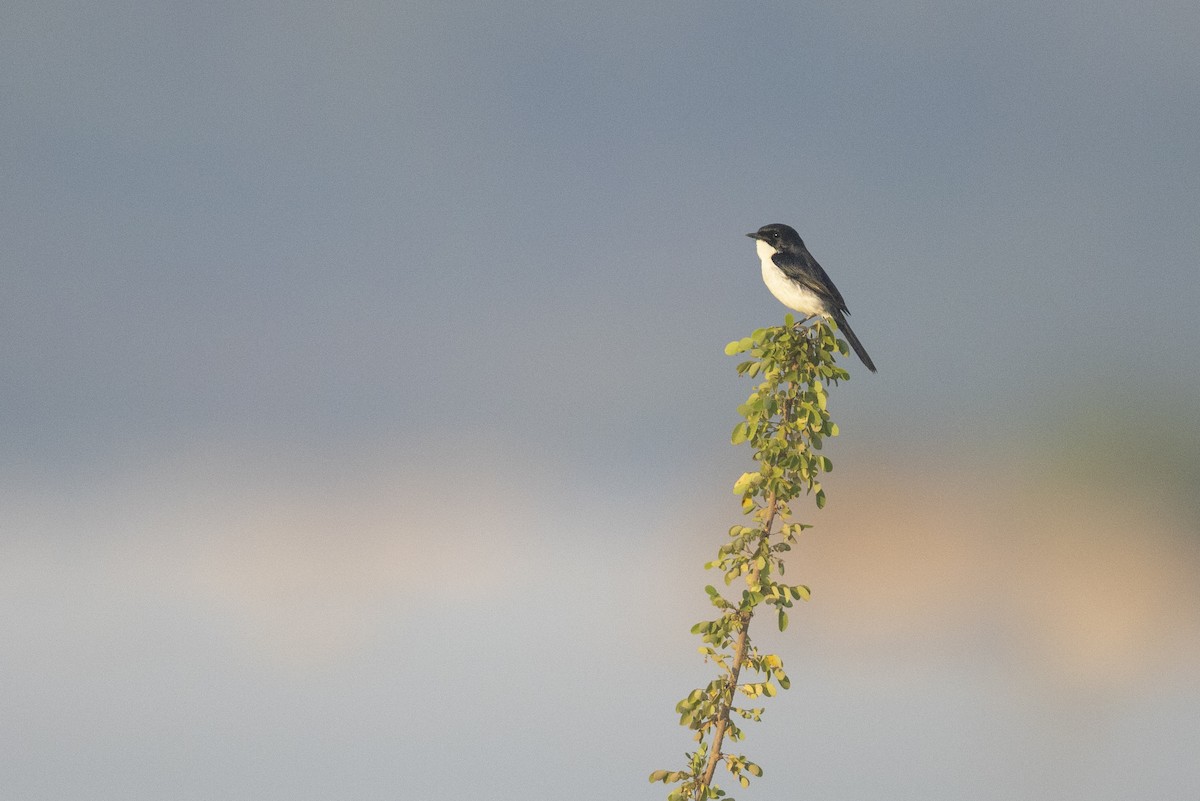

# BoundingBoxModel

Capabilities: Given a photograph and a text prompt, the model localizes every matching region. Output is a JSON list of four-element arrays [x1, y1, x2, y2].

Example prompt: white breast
[[757, 240, 825, 316]]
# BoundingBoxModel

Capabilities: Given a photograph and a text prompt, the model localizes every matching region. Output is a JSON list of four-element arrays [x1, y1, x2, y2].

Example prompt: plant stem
[[697, 492, 779, 795]]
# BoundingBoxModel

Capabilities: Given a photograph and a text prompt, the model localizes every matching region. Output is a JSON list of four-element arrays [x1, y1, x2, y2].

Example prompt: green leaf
[[778, 608, 789, 631], [732, 472, 757, 496], [730, 422, 748, 445]]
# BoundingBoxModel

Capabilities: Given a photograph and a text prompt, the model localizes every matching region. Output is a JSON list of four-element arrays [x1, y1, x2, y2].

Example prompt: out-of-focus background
[[4, 2, 1199, 798]]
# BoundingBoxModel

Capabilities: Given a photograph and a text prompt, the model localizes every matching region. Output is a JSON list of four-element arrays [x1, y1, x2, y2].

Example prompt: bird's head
[[746, 223, 802, 253]]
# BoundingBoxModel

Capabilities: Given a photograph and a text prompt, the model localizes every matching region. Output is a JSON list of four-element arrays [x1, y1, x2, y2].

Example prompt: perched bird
[[747, 223, 877, 373]]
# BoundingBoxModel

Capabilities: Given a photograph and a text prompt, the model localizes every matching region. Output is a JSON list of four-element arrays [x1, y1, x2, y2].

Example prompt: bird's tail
[[830, 311, 877, 373]]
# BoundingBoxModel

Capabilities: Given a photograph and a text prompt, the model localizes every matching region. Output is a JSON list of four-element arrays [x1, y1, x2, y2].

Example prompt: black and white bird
[[747, 223, 877, 373]]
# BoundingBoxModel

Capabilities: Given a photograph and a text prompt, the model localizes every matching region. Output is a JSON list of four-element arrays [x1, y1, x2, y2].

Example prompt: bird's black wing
[[771, 247, 850, 313]]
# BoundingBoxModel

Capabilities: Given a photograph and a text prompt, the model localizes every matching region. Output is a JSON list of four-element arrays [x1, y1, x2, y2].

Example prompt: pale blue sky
[[3, 2, 1199, 799]]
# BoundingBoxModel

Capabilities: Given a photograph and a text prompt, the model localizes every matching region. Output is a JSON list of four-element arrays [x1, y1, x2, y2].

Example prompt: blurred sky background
[[3, 1, 1200, 799]]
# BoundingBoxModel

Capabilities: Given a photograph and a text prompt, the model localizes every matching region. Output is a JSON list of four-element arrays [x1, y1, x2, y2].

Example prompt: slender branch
[[654, 321, 842, 801], [697, 345, 800, 795], [697, 492, 778, 794]]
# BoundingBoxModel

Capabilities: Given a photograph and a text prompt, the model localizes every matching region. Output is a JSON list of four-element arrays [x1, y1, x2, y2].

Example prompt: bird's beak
[[746, 232, 761, 240]]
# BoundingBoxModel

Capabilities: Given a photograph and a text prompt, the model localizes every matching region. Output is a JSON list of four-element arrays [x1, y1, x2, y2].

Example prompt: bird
[[747, 223, 877, 373]]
